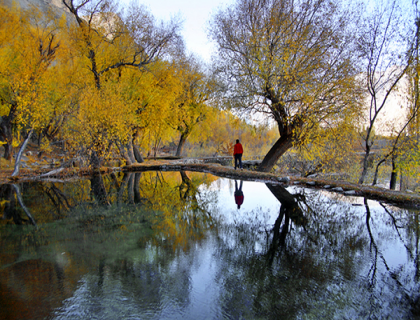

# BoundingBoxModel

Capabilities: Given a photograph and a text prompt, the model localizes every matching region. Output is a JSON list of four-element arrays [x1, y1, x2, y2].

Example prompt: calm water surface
[[0, 171, 419, 319]]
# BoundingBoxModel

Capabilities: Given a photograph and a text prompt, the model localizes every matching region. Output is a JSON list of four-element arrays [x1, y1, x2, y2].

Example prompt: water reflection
[[265, 183, 306, 262], [90, 173, 111, 206], [234, 180, 244, 209], [0, 172, 419, 319], [208, 182, 420, 319], [0, 184, 25, 225]]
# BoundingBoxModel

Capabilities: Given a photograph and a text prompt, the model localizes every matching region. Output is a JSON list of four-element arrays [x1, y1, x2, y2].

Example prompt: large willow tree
[[209, 0, 362, 172], [62, 0, 182, 168]]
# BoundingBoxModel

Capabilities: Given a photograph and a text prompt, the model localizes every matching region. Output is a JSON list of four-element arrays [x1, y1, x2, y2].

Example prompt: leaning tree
[[209, 0, 362, 172]]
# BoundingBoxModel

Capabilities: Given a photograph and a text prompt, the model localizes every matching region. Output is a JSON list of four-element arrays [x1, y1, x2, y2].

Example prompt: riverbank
[[1, 159, 420, 208], [124, 161, 420, 208]]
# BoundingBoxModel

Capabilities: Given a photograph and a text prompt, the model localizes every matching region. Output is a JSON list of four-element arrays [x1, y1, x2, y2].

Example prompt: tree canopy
[[209, 0, 362, 172], [0, 0, 418, 191]]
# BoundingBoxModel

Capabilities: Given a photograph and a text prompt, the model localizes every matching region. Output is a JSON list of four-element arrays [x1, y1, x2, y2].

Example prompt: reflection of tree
[[211, 184, 315, 318], [363, 198, 417, 316], [148, 171, 215, 252], [41, 183, 73, 217], [117, 172, 135, 205], [0, 171, 220, 318], [179, 170, 211, 216], [12, 184, 36, 226], [73, 171, 217, 316], [214, 183, 420, 319], [413, 211, 420, 316], [90, 173, 110, 206], [84, 170, 218, 253], [133, 173, 142, 204], [0, 184, 28, 225], [380, 202, 414, 257], [179, 171, 196, 201], [115, 172, 146, 205], [0, 184, 37, 225], [265, 183, 306, 263], [2, 174, 420, 318]]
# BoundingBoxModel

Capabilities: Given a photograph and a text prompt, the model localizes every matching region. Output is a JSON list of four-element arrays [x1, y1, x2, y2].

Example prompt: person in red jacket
[[233, 139, 243, 170]]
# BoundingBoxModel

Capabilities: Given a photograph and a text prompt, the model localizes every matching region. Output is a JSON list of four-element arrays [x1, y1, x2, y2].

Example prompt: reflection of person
[[234, 180, 244, 209], [233, 139, 243, 170]]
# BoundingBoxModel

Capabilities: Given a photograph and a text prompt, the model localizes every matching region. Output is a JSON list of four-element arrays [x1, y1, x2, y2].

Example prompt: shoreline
[[2, 160, 420, 208]]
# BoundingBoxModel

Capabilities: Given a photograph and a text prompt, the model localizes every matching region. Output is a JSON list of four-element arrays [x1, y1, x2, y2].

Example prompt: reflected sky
[[0, 172, 419, 319], [202, 179, 281, 225]]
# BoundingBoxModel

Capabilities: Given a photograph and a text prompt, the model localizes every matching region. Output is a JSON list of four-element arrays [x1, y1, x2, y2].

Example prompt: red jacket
[[233, 143, 243, 155]]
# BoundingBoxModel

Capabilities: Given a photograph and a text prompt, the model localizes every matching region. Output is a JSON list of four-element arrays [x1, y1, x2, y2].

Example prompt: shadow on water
[[90, 172, 111, 206], [265, 183, 307, 263], [0, 171, 419, 319]]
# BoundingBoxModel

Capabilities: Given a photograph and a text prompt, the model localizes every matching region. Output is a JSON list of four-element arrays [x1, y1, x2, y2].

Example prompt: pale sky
[[129, 0, 236, 62]]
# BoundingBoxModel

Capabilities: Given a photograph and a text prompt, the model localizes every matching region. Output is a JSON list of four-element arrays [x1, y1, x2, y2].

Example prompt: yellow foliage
[[286, 119, 360, 178], [0, 199, 9, 208], [0, 3, 70, 159]]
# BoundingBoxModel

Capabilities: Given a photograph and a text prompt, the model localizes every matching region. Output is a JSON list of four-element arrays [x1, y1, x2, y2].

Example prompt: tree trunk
[[118, 147, 133, 165], [12, 129, 33, 177], [90, 150, 103, 170], [372, 158, 386, 186], [400, 169, 408, 192], [358, 145, 371, 185], [0, 116, 14, 160], [133, 143, 144, 163], [175, 133, 189, 157], [3, 143, 13, 161], [116, 139, 136, 165], [389, 157, 398, 190], [153, 138, 161, 158], [131, 131, 144, 163], [126, 138, 137, 164], [257, 134, 294, 172]]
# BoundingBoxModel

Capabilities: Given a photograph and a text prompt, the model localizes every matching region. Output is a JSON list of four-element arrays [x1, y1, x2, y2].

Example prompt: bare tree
[[357, 0, 414, 185]]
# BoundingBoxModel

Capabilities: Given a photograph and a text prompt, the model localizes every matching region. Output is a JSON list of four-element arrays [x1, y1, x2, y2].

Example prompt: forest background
[[0, 0, 419, 192]]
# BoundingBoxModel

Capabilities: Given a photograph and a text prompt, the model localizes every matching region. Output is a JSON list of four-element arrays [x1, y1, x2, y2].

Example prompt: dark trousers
[[234, 154, 243, 169]]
